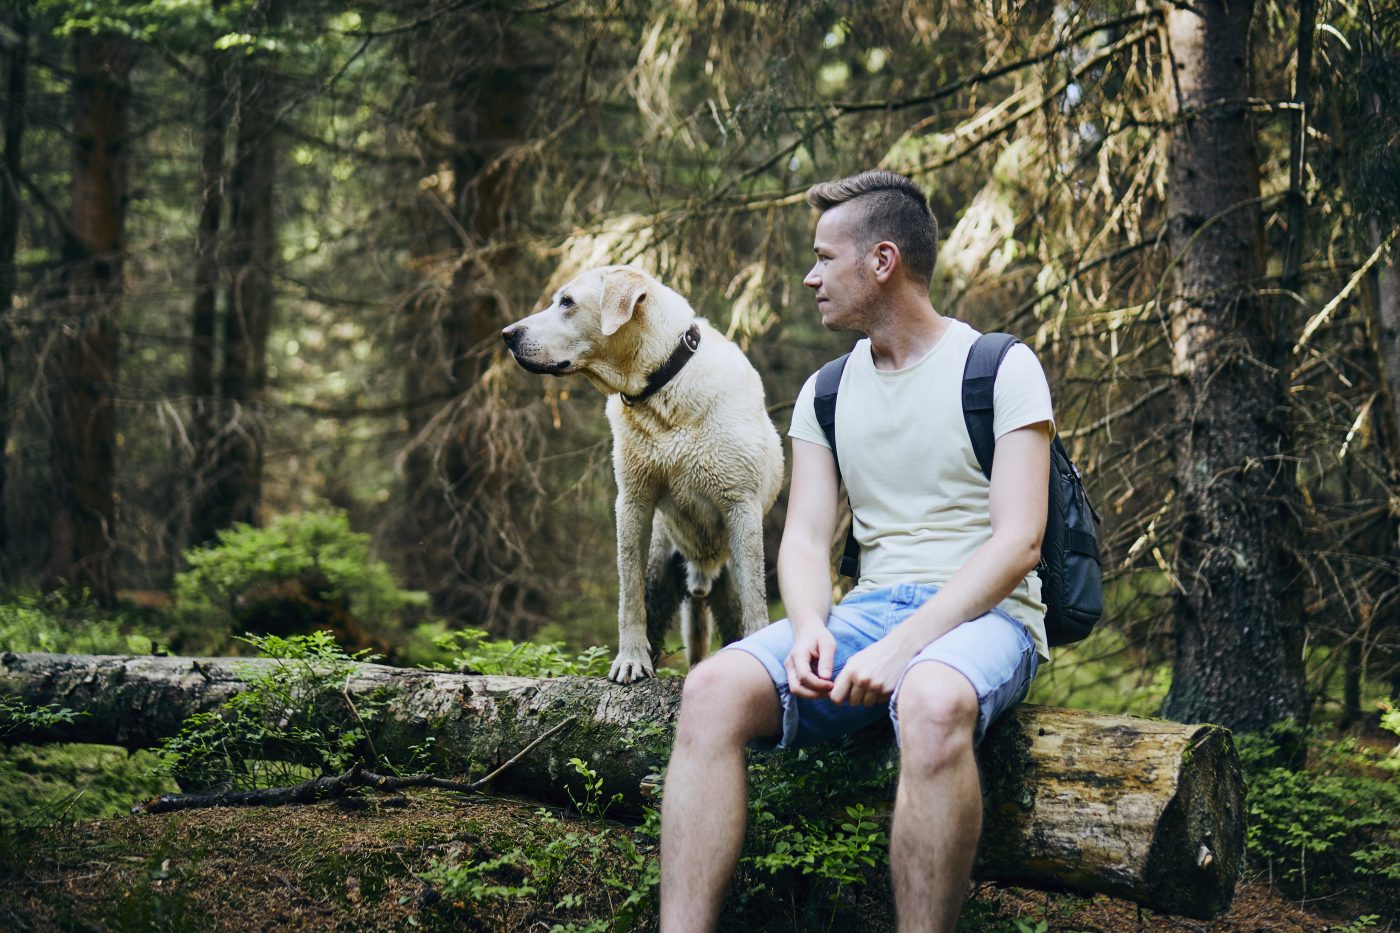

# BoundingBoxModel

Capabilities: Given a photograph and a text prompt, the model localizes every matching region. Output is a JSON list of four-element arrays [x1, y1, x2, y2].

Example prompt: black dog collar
[[622, 322, 702, 407]]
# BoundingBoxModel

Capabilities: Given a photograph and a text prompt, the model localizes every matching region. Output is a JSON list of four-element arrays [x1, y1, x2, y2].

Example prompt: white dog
[[502, 266, 783, 683]]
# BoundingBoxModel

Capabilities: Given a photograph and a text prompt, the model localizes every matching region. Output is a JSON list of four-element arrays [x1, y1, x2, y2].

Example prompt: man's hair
[[805, 171, 939, 287]]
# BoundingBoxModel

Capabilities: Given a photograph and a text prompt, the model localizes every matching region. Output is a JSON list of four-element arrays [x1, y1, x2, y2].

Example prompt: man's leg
[[889, 661, 982, 933], [660, 650, 781, 933]]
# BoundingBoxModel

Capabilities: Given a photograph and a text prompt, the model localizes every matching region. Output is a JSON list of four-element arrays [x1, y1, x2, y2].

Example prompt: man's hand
[[784, 622, 836, 698], [830, 631, 919, 707]]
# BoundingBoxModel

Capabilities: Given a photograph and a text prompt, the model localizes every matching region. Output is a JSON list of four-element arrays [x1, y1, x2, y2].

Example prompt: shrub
[[1240, 713, 1400, 915], [423, 626, 613, 678], [156, 631, 388, 791], [420, 762, 659, 931], [732, 734, 898, 928], [174, 511, 427, 650], [0, 590, 166, 655]]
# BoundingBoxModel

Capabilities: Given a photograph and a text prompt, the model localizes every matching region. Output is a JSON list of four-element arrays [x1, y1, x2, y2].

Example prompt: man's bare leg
[[660, 651, 781, 933], [889, 661, 983, 933]]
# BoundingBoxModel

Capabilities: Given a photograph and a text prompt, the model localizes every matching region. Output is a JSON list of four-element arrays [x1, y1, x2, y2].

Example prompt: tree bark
[[394, 15, 549, 637], [1160, 0, 1308, 735], [205, 0, 281, 533], [1369, 221, 1400, 473], [188, 42, 231, 547], [47, 34, 134, 605], [0, 9, 29, 581], [0, 651, 1244, 920]]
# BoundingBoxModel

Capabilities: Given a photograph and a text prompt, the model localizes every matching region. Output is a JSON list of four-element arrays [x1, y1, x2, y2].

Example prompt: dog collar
[[622, 322, 702, 407]]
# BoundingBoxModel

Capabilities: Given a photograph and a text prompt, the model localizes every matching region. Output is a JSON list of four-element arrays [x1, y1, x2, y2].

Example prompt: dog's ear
[[600, 270, 648, 337]]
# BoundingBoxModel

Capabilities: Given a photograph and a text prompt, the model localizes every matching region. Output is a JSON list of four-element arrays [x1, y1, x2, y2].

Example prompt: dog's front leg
[[610, 486, 658, 683], [726, 499, 770, 637]]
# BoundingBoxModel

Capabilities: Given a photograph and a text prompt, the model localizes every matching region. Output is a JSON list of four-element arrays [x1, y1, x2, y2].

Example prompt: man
[[659, 170, 1054, 932]]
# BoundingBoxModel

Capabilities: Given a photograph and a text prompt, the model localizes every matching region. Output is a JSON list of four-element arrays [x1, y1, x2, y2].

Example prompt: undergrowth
[[0, 589, 169, 655], [420, 625, 614, 678], [1239, 714, 1400, 918], [421, 758, 658, 932], [156, 631, 394, 791]]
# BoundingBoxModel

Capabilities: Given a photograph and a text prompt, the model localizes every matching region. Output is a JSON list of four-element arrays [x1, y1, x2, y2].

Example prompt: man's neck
[[865, 298, 948, 371]]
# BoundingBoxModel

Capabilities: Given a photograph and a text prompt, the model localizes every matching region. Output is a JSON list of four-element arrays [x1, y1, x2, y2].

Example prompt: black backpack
[[812, 332, 1103, 646]]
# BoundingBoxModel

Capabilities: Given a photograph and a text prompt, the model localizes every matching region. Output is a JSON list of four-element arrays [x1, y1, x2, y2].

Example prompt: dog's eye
[[558, 295, 574, 310]]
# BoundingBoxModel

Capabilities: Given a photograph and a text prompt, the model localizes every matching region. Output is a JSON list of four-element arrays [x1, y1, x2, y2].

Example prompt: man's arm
[[829, 422, 1051, 707], [778, 437, 841, 698]]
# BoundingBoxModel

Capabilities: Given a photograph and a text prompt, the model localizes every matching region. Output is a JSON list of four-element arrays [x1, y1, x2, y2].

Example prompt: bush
[[1240, 713, 1400, 915], [420, 760, 658, 932], [418, 625, 614, 678], [0, 590, 167, 655], [731, 734, 898, 928], [174, 511, 427, 650], [156, 631, 389, 792]]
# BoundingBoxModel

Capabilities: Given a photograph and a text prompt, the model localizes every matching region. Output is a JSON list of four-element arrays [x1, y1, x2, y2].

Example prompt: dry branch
[[0, 652, 1243, 918]]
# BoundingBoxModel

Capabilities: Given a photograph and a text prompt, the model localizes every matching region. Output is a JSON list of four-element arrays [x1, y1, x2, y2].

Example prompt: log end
[[973, 705, 1246, 919], [1142, 723, 1245, 919]]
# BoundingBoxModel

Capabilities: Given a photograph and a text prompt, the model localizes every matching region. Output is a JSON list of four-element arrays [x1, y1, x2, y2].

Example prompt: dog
[[502, 266, 783, 683]]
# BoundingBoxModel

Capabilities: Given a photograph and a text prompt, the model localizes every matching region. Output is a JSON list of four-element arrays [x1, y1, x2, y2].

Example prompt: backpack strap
[[813, 353, 860, 578], [813, 353, 849, 478], [961, 333, 1021, 480]]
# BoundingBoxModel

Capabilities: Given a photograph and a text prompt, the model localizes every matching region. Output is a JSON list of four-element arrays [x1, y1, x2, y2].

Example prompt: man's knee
[[676, 651, 780, 745], [895, 662, 979, 770]]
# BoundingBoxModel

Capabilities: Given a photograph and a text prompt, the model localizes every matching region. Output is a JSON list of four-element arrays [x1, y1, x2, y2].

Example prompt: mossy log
[[0, 652, 1242, 918]]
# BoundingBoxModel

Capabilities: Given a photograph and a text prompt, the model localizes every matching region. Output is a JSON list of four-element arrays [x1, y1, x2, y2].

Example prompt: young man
[[659, 170, 1054, 932]]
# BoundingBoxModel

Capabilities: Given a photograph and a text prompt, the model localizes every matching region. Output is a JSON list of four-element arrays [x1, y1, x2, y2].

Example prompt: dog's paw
[[609, 646, 655, 684]]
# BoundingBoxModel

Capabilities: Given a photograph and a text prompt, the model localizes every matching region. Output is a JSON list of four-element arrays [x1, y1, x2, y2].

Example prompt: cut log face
[[0, 652, 1243, 919], [976, 707, 1244, 919]]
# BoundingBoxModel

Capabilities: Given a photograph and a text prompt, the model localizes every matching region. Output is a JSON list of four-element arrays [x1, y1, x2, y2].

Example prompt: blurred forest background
[[1, 0, 1399, 740]]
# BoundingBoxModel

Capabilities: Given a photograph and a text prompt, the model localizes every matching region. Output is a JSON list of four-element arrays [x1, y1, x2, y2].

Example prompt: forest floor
[[0, 788, 1381, 933]]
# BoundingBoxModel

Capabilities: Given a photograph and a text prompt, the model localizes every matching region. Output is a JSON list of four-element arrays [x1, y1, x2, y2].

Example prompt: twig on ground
[[131, 715, 579, 815]]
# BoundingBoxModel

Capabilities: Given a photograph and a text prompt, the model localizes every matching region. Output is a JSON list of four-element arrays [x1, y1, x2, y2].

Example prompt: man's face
[[803, 202, 876, 331]]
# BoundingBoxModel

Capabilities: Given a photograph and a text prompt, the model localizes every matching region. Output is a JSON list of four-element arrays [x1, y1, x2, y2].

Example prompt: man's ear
[[871, 241, 900, 283], [600, 270, 648, 336]]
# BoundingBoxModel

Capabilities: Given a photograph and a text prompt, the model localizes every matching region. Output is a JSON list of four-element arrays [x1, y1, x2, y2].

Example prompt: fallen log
[[0, 651, 1243, 918]]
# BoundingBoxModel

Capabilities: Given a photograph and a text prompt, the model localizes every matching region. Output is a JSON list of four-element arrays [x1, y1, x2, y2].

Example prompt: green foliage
[[422, 626, 613, 678], [420, 806, 659, 932], [1239, 716, 1400, 915], [0, 590, 166, 656], [565, 756, 623, 822], [174, 510, 427, 641], [0, 744, 175, 823], [747, 802, 886, 887], [733, 735, 898, 927], [1027, 627, 1170, 716], [155, 631, 385, 791], [0, 695, 82, 739]]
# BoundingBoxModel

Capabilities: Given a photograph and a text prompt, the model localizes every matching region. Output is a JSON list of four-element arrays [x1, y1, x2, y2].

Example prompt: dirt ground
[[0, 789, 1386, 932]]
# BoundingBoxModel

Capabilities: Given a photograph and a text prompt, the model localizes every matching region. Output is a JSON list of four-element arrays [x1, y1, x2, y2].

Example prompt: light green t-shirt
[[790, 320, 1056, 660]]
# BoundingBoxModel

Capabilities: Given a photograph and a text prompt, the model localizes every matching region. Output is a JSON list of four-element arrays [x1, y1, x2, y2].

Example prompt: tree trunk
[[1160, 0, 1308, 735], [0, 9, 28, 581], [396, 23, 542, 635], [1369, 219, 1400, 471], [188, 43, 231, 547], [206, 1, 281, 533], [47, 34, 134, 605], [0, 651, 1245, 920]]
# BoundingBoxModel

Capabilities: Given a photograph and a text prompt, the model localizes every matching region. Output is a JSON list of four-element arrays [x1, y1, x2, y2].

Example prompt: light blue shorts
[[723, 582, 1038, 750]]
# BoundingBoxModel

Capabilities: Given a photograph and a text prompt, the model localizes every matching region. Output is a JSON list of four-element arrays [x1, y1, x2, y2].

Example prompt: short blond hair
[[806, 171, 938, 286]]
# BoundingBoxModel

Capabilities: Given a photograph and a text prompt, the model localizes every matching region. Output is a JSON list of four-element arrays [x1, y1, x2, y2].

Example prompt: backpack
[[812, 332, 1103, 646]]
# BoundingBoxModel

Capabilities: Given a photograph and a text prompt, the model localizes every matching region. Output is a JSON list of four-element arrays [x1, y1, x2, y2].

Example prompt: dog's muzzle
[[501, 324, 572, 375]]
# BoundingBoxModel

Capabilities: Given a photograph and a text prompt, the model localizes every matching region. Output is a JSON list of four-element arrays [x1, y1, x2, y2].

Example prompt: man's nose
[[803, 267, 819, 288]]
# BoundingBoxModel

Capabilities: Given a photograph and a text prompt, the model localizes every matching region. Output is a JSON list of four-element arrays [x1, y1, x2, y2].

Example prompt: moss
[[0, 743, 177, 821]]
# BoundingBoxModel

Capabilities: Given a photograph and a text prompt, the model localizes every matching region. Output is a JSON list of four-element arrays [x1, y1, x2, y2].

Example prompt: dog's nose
[[501, 323, 521, 348]]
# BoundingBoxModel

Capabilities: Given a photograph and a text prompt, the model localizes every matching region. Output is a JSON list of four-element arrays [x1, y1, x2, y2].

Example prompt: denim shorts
[[722, 582, 1038, 750]]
